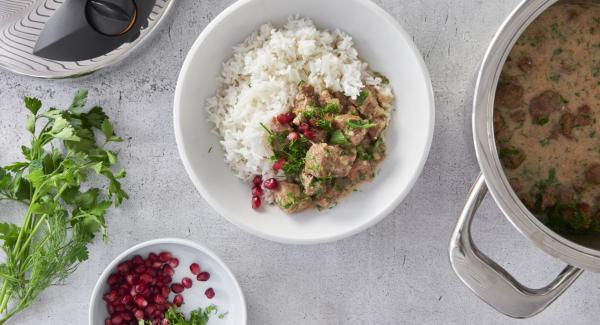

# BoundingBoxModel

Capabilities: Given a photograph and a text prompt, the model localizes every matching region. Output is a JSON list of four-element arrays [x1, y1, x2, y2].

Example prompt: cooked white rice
[[207, 16, 392, 181]]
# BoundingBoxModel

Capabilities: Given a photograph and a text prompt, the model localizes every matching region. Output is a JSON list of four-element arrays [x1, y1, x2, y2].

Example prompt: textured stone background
[[1, 0, 599, 324]]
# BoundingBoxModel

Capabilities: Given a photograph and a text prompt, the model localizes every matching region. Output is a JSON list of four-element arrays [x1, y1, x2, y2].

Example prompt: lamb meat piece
[[300, 172, 327, 196], [333, 114, 368, 145], [304, 143, 356, 178], [517, 56, 534, 73], [357, 88, 384, 118], [273, 181, 311, 213], [347, 160, 375, 184], [291, 84, 318, 125], [509, 110, 527, 123], [575, 105, 593, 127], [559, 111, 575, 139], [585, 164, 600, 185], [498, 145, 526, 169], [319, 89, 341, 108], [368, 115, 388, 140], [529, 90, 563, 124], [495, 80, 524, 109]]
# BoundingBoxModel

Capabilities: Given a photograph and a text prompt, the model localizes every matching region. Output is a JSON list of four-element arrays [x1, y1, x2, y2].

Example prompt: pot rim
[[472, 0, 600, 271]]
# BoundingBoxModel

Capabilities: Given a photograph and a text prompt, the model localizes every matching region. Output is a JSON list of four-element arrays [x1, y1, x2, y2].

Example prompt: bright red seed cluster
[[102, 252, 215, 325], [250, 175, 279, 210]]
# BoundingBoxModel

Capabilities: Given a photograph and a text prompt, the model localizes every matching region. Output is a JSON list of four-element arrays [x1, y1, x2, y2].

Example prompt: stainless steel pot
[[449, 0, 600, 319]]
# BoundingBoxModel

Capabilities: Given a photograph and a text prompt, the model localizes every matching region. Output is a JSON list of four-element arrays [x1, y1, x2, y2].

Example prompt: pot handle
[[449, 173, 584, 318]]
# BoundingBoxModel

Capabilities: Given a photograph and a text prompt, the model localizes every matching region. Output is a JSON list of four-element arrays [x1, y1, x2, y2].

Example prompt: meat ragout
[[494, 3, 600, 234], [258, 81, 393, 213]]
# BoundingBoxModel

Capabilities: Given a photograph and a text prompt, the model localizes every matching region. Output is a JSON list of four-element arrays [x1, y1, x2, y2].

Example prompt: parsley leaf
[[357, 90, 370, 105], [347, 119, 376, 129], [330, 130, 350, 146]]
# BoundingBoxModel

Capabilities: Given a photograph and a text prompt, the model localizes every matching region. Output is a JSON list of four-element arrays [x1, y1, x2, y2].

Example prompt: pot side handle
[[449, 173, 584, 318]]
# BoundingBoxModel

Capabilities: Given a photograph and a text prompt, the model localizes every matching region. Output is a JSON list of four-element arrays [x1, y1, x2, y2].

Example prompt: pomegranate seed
[[117, 262, 130, 273], [125, 274, 137, 285], [153, 294, 165, 304], [252, 196, 261, 209], [168, 258, 179, 268], [111, 315, 123, 324], [170, 283, 184, 293], [263, 178, 278, 190], [162, 275, 172, 284], [107, 274, 120, 286], [196, 272, 210, 282], [134, 265, 146, 274], [299, 123, 310, 133], [287, 132, 300, 141], [181, 277, 193, 288], [173, 294, 184, 307], [134, 310, 144, 320], [162, 264, 174, 277], [161, 286, 170, 298], [303, 129, 315, 140], [205, 288, 215, 299], [139, 273, 153, 284], [276, 112, 295, 125], [120, 294, 132, 305], [158, 252, 171, 262], [115, 304, 126, 312], [107, 303, 115, 314], [145, 304, 157, 315], [148, 253, 158, 261], [105, 318, 111, 325], [134, 295, 148, 308], [135, 284, 147, 294], [104, 290, 118, 302], [161, 319, 169, 325], [251, 186, 263, 197], [273, 159, 286, 171], [151, 261, 163, 269], [252, 175, 263, 186], [132, 255, 143, 265], [189, 263, 201, 275]]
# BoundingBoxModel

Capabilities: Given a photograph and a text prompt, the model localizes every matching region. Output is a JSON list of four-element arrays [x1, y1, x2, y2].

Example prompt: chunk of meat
[[493, 112, 511, 142], [575, 105, 593, 127], [300, 172, 327, 196], [304, 143, 356, 178], [562, 203, 592, 231], [585, 164, 600, 185], [495, 81, 524, 109], [319, 90, 340, 108], [333, 91, 350, 110], [347, 160, 375, 184], [509, 110, 526, 123], [333, 114, 368, 145], [517, 56, 534, 73], [273, 181, 311, 213], [367, 116, 388, 140], [559, 111, 575, 139], [357, 89, 383, 118], [529, 90, 563, 124], [498, 145, 526, 169], [291, 85, 317, 125], [540, 186, 558, 211]]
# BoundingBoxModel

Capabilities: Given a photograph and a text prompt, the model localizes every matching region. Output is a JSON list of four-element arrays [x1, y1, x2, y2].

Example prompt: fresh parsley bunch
[[0, 90, 127, 324], [138, 305, 223, 325]]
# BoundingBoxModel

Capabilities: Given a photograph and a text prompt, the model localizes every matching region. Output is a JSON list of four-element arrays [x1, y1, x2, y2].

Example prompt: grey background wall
[[1, 0, 598, 324]]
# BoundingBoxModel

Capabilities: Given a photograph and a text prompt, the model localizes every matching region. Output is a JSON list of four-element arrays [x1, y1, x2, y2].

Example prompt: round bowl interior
[[89, 238, 247, 324], [473, 0, 600, 271], [174, 0, 435, 244]]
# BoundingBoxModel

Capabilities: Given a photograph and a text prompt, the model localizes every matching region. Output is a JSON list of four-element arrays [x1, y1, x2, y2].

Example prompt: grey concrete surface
[[1, 0, 598, 324]]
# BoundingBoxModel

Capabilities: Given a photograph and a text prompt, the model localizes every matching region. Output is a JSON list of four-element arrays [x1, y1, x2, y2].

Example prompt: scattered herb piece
[[357, 90, 370, 105], [348, 119, 376, 129], [330, 130, 350, 146]]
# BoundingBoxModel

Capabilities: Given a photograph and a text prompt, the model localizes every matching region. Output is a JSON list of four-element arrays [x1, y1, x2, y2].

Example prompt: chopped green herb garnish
[[315, 119, 333, 130], [348, 119, 376, 129], [357, 90, 370, 105], [330, 129, 350, 146], [321, 101, 340, 115]]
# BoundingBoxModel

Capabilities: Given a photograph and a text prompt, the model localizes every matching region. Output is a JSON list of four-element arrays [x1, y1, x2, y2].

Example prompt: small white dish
[[174, 0, 435, 244], [89, 238, 246, 325]]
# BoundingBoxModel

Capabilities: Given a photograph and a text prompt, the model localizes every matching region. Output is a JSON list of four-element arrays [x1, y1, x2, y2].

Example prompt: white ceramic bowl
[[89, 238, 246, 325], [174, 0, 435, 244]]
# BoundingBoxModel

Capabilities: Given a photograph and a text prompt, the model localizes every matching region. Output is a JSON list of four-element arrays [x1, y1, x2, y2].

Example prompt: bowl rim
[[88, 237, 247, 324], [173, 0, 435, 244]]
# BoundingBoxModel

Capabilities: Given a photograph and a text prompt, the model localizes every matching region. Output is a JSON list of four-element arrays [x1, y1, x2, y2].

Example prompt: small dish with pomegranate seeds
[[89, 238, 246, 325]]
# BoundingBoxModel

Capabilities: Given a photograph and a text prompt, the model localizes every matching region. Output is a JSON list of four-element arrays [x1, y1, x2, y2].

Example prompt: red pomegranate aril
[[120, 294, 133, 305], [132, 255, 143, 265], [181, 277, 193, 288], [105, 318, 111, 325], [273, 159, 286, 172], [145, 304, 157, 316], [251, 195, 261, 209], [189, 263, 201, 275], [135, 283, 147, 293], [158, 252, 171, 262], [173, 294, 184, 307], [151, 261, 163, 269], [153, 294, 165, 304], [162, 264, 174, 277], [287, 132, 300, 141], [162, 275, 172, 284], [168, 258, 179, 268], [125, 274, 137, 285], [251, 186, 263, 197], [117, 262, 130, 273], [303, 129, 315, 140], [115, 304, 126, 313], [107, 274, 120, 286], [104, 290, 118, 302], [196, 272, 210, 282], [148, 253, 158, 261], [161, 286, 170, 298], [134, 265, 146, 274], [252, 175, 263, 186], [263, 178, 278, 190], [110, 315, 123, 324], [161, 319, 169, 325], [299, 123, 310, 133], [134, 309, 144, 320], [134, 295, 148, 308], [107, 303, 115, 315], [205, 288, 215, 299], [139, 273, 153, 284], [276, 112, 295, 125], [170, 283, 184, 293], [121, 312, 132, 321]]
